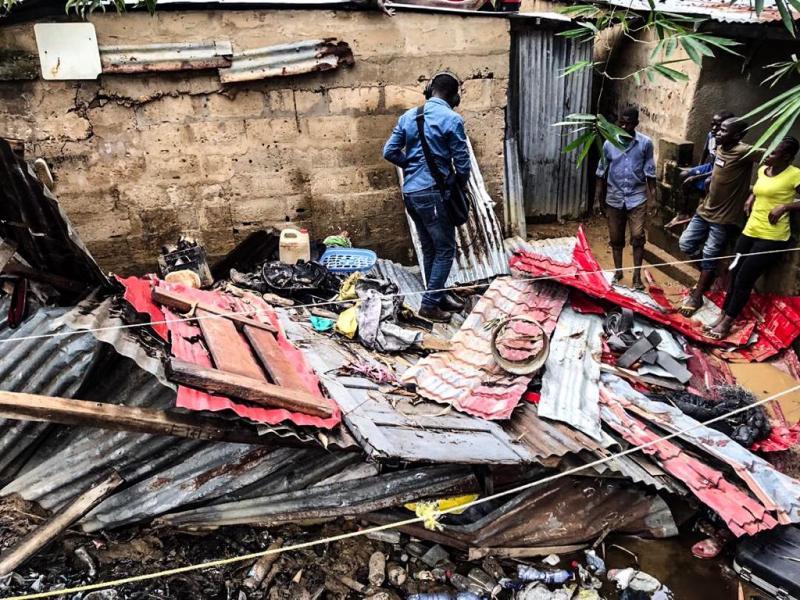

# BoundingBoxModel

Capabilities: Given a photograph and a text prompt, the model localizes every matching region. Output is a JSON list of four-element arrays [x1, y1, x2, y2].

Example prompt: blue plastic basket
[[320, 248, 378, 274]]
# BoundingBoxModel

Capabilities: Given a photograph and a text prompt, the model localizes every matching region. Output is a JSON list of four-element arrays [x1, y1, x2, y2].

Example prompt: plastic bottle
[[584, 549, 606, 576], [516, 564, 574, 585], [279, 227, 311, 265]]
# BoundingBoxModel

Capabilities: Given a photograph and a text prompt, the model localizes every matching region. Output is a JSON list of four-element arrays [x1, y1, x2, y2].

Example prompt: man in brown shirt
[[678, 118, 763, 315]]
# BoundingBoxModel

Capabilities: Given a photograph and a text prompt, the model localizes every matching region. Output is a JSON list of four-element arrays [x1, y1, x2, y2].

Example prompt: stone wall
[[0, 10, 509, 273]]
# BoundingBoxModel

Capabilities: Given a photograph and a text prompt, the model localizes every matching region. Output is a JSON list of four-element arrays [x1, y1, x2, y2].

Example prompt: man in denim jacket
[[383, 73, 470, 323]]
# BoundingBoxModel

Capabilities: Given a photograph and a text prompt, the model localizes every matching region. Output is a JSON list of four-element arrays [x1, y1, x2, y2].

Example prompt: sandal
[[679, 301, 701, 317], [706, 326, 731, 341]]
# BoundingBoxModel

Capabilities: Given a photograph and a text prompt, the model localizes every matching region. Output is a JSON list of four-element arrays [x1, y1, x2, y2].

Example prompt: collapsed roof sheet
[[117, 276, 341, 429], [280, 316, 534, 465], [158, 465, 478, 529], [600, 387, 778, 537], [0, 301, 102, 483], [594, 0, 798, 24], [402, 277, 568, 420], [539, 306, 604, 441], [0, 139, 108, 292], [510, 228, 800, 360], [604, 374, 800, 525]]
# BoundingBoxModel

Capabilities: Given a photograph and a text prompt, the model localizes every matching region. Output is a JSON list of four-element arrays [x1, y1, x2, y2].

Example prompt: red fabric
[[117, 276, 341, 429], [510, 227, 800, 359]]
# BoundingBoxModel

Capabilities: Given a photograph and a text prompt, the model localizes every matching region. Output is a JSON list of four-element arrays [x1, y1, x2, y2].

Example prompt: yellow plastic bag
[[337, 272, 362, 302], [335, 305, 359, 339]]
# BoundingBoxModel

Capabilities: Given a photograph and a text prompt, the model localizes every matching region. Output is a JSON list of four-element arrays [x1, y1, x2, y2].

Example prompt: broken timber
[[244, 325, 308, 391], [0, 471, 123, 576], [168, 358, 333, 418], [152, 287, 276, 333], [0, 390, 300, 446], [197, 309, 266, 380]]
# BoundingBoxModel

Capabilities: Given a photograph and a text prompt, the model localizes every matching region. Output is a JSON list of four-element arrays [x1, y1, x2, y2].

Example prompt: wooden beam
[[168, 358, 332, 418], [0, 471, 124, 576], [197, 309, 266, 380], [0, 390, 293, 446], [244, 325, 307, 390], [151, 287, 276, 333]]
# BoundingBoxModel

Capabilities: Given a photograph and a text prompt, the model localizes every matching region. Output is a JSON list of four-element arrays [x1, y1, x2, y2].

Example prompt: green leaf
[[563, 130, 595, 153], [652, 63, 690, 81], [633, 71, 642, 86], [751, 96, 800, 158], [680, 36, 703, 65], [576, 135, 595, 165], [560, 60, 597, 78], [775, 0, 797, 35]]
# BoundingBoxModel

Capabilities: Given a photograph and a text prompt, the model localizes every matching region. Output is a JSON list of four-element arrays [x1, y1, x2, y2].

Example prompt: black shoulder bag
[[415, 106, 471, 227]]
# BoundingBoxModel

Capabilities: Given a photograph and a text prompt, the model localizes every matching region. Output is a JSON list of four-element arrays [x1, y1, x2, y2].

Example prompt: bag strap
[[415, 106, 448, 194]]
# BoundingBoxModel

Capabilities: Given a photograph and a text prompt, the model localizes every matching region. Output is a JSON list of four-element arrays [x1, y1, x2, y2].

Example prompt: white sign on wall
[[34, 22, 102, 80]]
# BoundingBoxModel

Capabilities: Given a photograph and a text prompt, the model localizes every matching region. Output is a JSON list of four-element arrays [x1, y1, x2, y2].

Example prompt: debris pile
[[2, 135, 800, 599]]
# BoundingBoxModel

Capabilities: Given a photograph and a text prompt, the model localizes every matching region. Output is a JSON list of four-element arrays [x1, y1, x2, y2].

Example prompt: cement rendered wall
[[0, 10, 509, 273]]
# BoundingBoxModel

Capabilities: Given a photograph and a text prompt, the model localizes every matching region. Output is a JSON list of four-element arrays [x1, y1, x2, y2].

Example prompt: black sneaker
[[419, 306, 453, 323], [439, 292, 466, 312]]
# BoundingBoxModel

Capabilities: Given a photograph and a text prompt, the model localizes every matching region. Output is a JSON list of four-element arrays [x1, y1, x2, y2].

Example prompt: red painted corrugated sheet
[[510, 227, 800, 359], [402, 277, 568, 420], [118, 276, 341, 429], [599, 387, 778, 537]]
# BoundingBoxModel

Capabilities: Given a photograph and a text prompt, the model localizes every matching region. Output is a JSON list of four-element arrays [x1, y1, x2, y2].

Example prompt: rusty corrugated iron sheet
[[218, 38, 354, 84], [600, 386, 779, 537], [280, 315, 534, 465], [156, 466, 478, 529], [404, 139, 509, 287], [604, 374, 800, 525], [367, 476, 678, 553], [0, 138, 108, 292], [0, 301, 102, 484], [402, 277, 568, 420], [99, 41, 233, 73], [539, 306, 604, 441]]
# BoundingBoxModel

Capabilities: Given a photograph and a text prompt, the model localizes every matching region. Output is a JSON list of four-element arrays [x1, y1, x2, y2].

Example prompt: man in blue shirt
[[383, 73, 471, 322], [594, 106, 656, 290]]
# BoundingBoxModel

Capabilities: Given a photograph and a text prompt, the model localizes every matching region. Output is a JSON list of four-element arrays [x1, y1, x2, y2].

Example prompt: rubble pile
[[2, 136, 800, 599]]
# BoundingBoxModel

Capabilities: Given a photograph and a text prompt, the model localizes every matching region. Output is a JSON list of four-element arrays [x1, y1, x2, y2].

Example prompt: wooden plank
[[0, 471, 123, 576], [168, 358, 332, 418], [0, 390, 296, 446], [152, 287, 276, 333], [244, 325, 307, 390], [197, 309, 265, 380]]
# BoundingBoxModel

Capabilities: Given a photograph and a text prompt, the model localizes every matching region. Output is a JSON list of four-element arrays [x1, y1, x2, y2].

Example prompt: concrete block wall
[[0, 10, 509, 273]]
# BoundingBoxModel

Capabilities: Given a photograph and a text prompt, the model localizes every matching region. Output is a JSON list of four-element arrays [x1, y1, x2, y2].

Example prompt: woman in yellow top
[[708, 136, 800, 339]]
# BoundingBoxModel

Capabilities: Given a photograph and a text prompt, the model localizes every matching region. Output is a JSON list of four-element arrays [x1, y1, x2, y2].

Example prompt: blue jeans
[[678, 214, 734, 272], [404, 188, 456, 309]]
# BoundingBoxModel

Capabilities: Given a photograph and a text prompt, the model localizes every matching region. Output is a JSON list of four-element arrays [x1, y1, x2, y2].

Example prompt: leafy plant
[[554, 114, 632, 166], [557, 0, 800, 163]]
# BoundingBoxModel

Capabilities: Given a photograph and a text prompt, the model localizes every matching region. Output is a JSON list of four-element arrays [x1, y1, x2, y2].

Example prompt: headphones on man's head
[[424, 71, 461, 109]]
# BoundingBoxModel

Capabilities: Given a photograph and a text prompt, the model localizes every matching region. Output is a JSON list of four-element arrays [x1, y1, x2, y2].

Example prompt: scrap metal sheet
[[117, 276, 341, 429], [599, 387, 778, 537], [280, 316, 534, 465], [402, 277, 568, 420], [509, 227, 758, 348], [539, 307, 604, 441], [604, 374, 800, 525]]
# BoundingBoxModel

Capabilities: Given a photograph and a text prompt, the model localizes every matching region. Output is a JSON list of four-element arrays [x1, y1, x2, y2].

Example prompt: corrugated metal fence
[[507, 21, 593, 220]]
